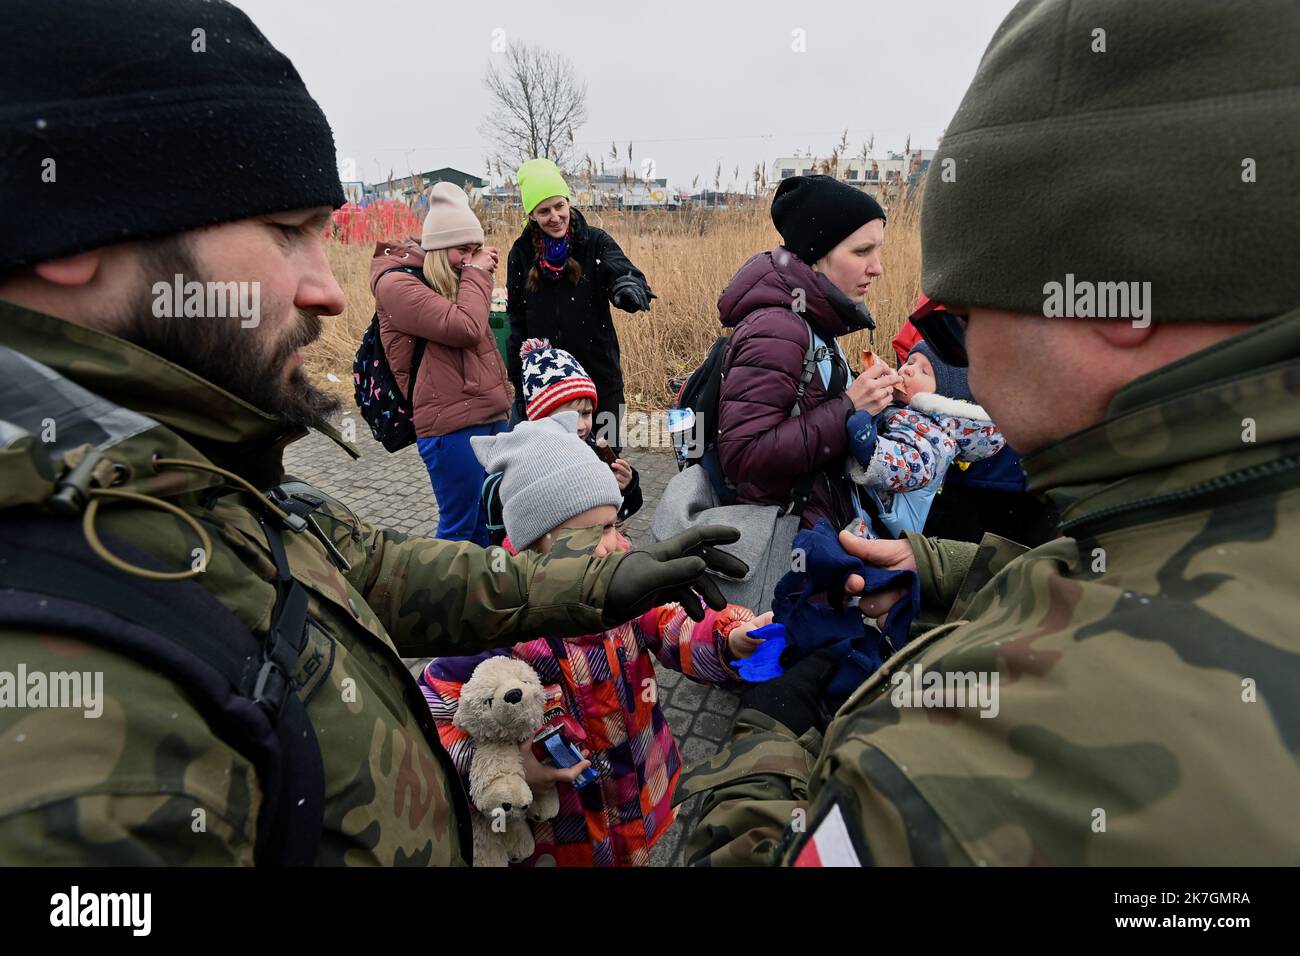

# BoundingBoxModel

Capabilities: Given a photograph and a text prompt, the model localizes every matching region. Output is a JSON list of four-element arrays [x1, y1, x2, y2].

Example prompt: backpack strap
[[267, 480, 352, 573], [789, 318, 838, 418], [481, 470, 506, 535], [789, 320, 819, 418], [782, 318, 847, 518], [0, 512, 325, 866], [377, 266, 431, 408]]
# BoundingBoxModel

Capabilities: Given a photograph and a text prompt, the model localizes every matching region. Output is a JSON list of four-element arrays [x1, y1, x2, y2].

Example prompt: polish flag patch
[[793, 803, 863, 867]]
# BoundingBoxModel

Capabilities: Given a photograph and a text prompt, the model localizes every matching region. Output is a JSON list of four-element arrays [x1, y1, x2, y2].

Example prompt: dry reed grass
[[307, 186, 923, 411]]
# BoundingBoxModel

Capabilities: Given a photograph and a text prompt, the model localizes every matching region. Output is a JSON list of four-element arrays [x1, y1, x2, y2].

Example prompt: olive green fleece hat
[[920, 0, 1299, 322]]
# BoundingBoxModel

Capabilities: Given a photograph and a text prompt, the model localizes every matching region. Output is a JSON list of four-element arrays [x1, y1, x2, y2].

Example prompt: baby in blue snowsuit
[[846, 342, 1005, 536]]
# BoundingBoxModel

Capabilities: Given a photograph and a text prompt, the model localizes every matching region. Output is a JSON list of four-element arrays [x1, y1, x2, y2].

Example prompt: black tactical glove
[[738, 648, 840, 737], [610, 275, 654, 313], [603, 525, 747, 625]]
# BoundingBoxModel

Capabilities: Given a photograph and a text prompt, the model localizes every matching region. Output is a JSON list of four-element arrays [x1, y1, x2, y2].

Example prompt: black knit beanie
[[0, 0, 345, 271], [770, 175, 887, 266]]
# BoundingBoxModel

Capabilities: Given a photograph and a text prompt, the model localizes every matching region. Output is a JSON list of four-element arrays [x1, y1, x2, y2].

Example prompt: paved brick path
[[282, 425, 737, 866]]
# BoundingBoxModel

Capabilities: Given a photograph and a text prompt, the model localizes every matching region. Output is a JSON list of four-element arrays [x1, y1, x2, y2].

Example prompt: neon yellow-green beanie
[[517, 158, 571, 215]]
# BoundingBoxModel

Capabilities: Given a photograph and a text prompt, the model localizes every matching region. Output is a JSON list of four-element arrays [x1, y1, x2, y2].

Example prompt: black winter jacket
[[506, 208, 650, 410]]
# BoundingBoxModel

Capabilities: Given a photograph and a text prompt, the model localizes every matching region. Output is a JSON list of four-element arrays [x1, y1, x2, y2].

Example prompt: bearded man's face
[[115, 208, 344, 430]]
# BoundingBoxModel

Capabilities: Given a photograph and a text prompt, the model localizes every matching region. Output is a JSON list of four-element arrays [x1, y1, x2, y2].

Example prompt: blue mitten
[[772, 519, 921, 704], [732, 623, 788, 683], [846, 409, 878, 466]]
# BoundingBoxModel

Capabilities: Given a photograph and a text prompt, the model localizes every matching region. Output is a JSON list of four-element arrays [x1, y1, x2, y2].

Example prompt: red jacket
[[370, 239, 510, 437], [891, 318, 923, 366]]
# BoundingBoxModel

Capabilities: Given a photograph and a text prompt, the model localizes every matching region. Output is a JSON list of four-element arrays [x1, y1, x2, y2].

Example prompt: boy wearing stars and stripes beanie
[[519, 337, 600, 427], [483, 339, 642, 546]]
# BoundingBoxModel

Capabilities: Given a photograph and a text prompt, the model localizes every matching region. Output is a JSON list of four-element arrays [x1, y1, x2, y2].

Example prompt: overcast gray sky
[[235, 0, 1020, 191]]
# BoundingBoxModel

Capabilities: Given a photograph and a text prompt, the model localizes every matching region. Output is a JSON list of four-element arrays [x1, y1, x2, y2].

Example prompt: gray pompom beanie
[[470, 411, 622, 550]]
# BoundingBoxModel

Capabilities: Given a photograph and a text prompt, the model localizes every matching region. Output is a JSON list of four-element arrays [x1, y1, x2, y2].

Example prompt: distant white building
[[571, 171, 679, 210], [482, 169, 681, 210], [771, 148, 936, 197]]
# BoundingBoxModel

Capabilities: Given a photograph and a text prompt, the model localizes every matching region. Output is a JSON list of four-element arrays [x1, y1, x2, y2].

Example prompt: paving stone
[[654, 667, 682, 689], [704, 689, 740, 717], [663, 707, 694, 735], [646, 824, 681, 868], [670, 680, 708, 710], [693, 711, 732, 742]]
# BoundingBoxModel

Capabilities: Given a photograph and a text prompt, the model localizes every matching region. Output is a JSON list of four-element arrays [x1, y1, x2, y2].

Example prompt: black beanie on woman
[[770, 174, 887, 266], [0, 0, 345, 271]]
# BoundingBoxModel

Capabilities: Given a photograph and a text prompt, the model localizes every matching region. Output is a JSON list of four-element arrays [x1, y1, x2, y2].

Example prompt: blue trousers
[[417, 420, 509, 545]]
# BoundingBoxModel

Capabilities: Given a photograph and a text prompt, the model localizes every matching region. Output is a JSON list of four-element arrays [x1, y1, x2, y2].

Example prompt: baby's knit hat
[[907, 341, 973, 402], [470, 411, 621, 550], [520, 338, 598, 420]]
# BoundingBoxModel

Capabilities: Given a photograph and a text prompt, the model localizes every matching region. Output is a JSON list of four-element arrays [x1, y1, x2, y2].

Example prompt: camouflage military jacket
[[0, 302, 625, 865], [681, 307, 1300, 865]]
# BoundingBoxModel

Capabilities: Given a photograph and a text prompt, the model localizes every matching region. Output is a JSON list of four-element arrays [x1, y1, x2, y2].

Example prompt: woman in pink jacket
[[370, 182, 511, 544]]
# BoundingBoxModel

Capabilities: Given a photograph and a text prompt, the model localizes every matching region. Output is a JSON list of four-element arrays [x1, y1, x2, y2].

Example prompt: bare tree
[[481, 43, 588, 171]]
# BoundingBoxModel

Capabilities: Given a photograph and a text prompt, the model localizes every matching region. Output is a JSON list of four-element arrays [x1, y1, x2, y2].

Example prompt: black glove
[[610, 276, 654, 313], [603, 525, 747, 625], [738, 648, 840, 737]]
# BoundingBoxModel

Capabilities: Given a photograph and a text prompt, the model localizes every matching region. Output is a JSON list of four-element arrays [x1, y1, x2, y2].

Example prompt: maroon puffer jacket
[[716, 248, 874, 530]]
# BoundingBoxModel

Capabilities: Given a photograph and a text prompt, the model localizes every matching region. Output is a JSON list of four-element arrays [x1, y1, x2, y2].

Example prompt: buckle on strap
[[252, 659, 291, 717]]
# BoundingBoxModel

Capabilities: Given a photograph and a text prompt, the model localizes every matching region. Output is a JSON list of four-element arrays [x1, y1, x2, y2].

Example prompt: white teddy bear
[[452, 655, 561, 867]]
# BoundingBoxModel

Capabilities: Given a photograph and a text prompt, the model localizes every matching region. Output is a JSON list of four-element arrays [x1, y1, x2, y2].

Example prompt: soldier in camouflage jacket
[[679, 0, 1300, 866], [0, 0, 743, 866]]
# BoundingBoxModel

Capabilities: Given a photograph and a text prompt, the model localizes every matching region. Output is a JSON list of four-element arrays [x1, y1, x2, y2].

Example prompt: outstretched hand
[[603, 525, 746, 625]]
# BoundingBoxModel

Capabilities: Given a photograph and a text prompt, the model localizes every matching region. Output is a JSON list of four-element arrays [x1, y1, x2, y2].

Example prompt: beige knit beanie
[[420, 182, 484, 250]]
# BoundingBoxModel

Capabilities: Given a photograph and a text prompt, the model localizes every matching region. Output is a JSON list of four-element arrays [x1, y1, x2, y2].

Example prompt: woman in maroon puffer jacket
[[717, 175, 901, 531]]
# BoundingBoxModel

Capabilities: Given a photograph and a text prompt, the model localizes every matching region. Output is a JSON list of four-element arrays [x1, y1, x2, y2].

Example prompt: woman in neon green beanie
[[505, 158, 655, 454]]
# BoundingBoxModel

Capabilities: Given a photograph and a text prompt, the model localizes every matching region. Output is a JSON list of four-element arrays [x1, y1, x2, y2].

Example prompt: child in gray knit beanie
[[470, 411, 623, 551], [430, 407, 773, 867]]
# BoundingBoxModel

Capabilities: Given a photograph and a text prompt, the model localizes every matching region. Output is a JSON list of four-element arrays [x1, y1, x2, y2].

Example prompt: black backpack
[[672, 316, 841, 515], [0, 486, 477, 866], [354, 266, 430, 453], [0, 509, 326, 866]]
